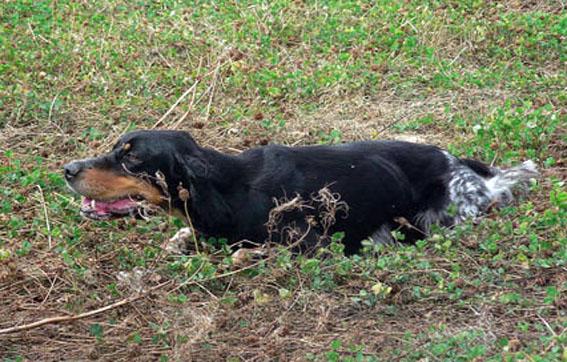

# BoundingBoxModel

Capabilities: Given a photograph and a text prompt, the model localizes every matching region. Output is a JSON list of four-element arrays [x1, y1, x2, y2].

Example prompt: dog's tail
[[483, 160, 539, 206]]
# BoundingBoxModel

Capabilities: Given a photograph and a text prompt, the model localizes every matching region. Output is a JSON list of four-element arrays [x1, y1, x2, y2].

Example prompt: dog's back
[[235, 140, 537, 250]]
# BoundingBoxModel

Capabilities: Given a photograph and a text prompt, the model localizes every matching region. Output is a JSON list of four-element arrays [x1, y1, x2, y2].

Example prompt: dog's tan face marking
[[77, 168, 163, 205], [64, 129, 201, 221]]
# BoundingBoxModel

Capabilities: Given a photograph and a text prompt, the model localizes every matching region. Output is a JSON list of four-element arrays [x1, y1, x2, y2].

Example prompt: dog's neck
[[197, 146, 246, 186], [177, 146, 245, 237]]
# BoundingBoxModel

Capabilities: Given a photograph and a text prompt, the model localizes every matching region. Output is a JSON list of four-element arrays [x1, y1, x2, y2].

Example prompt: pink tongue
[[82, 197, 137, 213]]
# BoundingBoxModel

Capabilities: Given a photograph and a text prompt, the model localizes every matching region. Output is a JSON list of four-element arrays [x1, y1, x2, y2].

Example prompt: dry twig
[[152, 81, 201, 129], [0, 280, 172, 335]]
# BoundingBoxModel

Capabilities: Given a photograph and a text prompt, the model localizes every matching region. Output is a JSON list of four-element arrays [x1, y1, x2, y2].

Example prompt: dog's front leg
[[166, 227, 194, 254]]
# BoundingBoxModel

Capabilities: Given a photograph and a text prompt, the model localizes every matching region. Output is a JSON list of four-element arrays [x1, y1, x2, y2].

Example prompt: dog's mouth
[[80, 196, 148, 220]]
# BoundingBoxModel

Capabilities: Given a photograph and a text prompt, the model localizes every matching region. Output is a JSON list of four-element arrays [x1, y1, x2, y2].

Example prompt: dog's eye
[[125, 153, 142, 164]]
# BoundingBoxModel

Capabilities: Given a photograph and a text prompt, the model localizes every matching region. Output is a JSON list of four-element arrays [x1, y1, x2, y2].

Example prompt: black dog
[[64, 130, 537, 254]]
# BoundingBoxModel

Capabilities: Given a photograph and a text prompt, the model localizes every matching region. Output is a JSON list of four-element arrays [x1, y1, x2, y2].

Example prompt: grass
[[0, 0, 566, 360]]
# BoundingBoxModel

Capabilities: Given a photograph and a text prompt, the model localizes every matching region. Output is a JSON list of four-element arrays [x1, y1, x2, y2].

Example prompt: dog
[[64, 130, 538, 254]]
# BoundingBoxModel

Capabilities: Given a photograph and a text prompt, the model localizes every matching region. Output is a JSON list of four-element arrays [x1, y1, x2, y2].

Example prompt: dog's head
[[64, 130, 204, 220]]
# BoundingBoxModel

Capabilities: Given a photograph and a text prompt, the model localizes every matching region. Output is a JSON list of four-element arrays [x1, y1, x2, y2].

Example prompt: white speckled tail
[[484, 160, 539, 206], [447, 157, 539, 225]]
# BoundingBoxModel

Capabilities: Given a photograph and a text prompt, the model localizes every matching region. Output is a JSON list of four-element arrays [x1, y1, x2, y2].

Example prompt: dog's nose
[[64, 162, 82, 181]]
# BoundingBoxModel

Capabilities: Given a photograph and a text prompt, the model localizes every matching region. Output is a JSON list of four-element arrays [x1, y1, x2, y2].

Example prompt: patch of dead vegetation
[[131, 86, 517, 154], [0, 84, 515, 166], [4, 256, 563, 360], [487, 0, 565, 14]]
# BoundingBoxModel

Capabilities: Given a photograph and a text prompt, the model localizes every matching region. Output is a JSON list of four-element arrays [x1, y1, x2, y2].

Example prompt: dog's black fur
[[64, 130, 536, 254]]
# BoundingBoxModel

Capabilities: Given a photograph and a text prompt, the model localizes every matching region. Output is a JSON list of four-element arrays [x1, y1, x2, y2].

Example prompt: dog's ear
[[175, 154, 208, 180]]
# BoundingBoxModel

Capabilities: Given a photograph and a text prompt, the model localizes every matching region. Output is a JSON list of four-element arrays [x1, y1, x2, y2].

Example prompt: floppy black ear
[[175, 154, 208, 180]]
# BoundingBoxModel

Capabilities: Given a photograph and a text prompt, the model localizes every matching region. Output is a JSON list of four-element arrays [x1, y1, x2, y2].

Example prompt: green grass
[[0, 0, 566, 360]]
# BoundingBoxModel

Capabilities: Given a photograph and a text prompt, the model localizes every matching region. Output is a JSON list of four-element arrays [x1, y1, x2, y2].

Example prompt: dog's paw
[[166, 227, 193, 254], [231, 248, 266, 266]]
